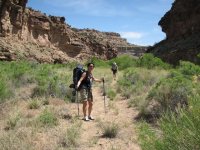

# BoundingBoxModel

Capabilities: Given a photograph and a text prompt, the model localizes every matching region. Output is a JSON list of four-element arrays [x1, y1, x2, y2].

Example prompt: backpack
[[112, 63, 117, 70], [73, 65, 85, 88]]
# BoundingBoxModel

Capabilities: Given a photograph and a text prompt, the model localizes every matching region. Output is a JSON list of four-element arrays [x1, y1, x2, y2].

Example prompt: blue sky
[[27, 0, 174, 46]]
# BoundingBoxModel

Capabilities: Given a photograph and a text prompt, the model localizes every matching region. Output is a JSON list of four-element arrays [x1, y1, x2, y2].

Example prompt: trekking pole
[[76, 90, 79, 117], [102, 77, 106, 114]]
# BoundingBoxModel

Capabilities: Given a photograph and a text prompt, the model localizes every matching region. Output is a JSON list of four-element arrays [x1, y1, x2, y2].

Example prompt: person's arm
[[77, 72, 86, 89], [93, 77, 104, 82]]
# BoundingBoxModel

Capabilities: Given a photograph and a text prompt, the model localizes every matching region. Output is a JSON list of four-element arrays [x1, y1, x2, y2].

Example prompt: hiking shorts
[[80, 88, 93, 102], [112, 69, 117, 74]]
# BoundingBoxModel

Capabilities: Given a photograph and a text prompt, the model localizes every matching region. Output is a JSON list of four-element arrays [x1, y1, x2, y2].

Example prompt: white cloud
[[119, 32, 143, 39]]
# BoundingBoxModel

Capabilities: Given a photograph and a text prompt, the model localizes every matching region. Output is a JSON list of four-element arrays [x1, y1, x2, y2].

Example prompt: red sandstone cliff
[[0, 0, 131, 63], [148, 0, 200, 64]]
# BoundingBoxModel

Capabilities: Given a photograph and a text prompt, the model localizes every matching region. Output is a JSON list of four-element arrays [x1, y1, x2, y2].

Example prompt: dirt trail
[[69, 82, 141, 150]]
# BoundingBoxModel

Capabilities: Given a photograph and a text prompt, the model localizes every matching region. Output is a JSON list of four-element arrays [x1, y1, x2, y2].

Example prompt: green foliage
[[61, 122, 82, 147], [128, 96, 146, 108], [6, 114, 21, 130], [28, 99, 40, 109], [42, 99, 49, 105], [178, 61, 200, 76], [0, 61, 34, 102], [0, 130, 33, 150], [117, 68, 167, 99], [38, 109, 58, 127], [32, 64, 70, 99], [0, 80, 12, 103], [136, 54, 171, 69], [109, 54, 136, 70], [107, 89, 117, 101], [0, 61, 34, 87], [0, 60, 73, 103], [138, 122, 158, 150], [90, 57, 109, 67], [100, 122, 119, 138], [144, 76, 193, 118], [138, 95, 200, 150]]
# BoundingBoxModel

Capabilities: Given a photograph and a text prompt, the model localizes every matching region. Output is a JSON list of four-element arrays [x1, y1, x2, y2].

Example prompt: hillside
[[148, 0, 200, 64], [0, 0, 144, 63]]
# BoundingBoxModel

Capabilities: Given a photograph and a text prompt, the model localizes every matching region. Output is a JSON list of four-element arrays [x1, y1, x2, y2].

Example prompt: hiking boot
[[84, 116, 90, 121], [88, 116, 95, 120]]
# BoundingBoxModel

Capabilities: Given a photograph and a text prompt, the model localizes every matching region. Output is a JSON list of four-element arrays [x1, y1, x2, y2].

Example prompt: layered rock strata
[[148, 0, 200, 64], [0, 0, 133, 63]]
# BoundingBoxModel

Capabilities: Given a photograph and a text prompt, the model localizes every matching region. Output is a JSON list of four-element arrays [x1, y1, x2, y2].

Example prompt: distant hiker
[[76, 63, 104, 121], [111, 62, 118, 80]]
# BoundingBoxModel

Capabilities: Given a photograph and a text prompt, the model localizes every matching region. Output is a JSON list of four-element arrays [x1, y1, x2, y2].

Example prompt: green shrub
[[117, 68, 167, 99], [136, 54, 171, 69], [128, 96, 146, 109], [90, 57, 109, 67], [0, 61, 72, 103], [107, 89, 117, 101], [138, 122, 158, 150], [6, 114, 21, 130], [42, 99, 49, 105], [38, 109, 58, 127], [178, 61, 200, 76], [144, 76, 193, 118], [33, 67, 70, 99], [100, 122, 119, 138], [28, 99, 40, 109], [109, 54, 136, 70], [0, 80, 12, 103], [61, 122, 82, 147], [138, 95, 200, 150], [4, 61, 33, 87]]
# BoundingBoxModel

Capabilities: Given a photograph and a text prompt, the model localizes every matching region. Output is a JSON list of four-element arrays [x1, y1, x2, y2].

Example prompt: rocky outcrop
[[73, 28, 132, 59], [117, 45, 147, 57], [0, 0, 133, 63], [148, 0, 200, 64]]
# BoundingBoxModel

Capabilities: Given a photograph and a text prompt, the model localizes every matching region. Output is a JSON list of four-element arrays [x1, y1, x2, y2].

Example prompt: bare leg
[[83, 101, 87, 117], [88, 100, 93, 117]]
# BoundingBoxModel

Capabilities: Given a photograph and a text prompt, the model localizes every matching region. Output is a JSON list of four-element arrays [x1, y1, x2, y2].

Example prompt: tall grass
[[38, 109, 58, 127], [136, 60, 200, 150], [0, 130, 34, 150], [98, 121, 119, 138], [138, 95, 200, 150], [117, 67, 168, 99], [0, 61, 75, 103], [60, 121, 82, 147], [142, 75, 193, 119], [0, 80, 12, 103]]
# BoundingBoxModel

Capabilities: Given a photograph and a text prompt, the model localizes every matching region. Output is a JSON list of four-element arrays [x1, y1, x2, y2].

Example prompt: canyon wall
[[148, 0, 200, 64], [0, 0, 131, 63]]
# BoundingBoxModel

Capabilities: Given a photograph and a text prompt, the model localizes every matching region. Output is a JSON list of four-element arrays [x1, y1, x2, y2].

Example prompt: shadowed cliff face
[[148, 0, 200, 65], [0, 0, 132, 63]]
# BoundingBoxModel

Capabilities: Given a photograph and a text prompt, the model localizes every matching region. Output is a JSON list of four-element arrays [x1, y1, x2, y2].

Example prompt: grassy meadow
[[0, 54, 200, 149]]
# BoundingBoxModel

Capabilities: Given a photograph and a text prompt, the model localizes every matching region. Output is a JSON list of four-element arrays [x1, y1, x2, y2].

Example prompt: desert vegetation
[[0, 54, 200, 149]]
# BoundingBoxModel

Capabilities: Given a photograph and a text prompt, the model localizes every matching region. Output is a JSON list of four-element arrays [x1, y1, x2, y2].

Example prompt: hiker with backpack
[[76, 63, 104, 121], [111, 62, 118, 80]]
